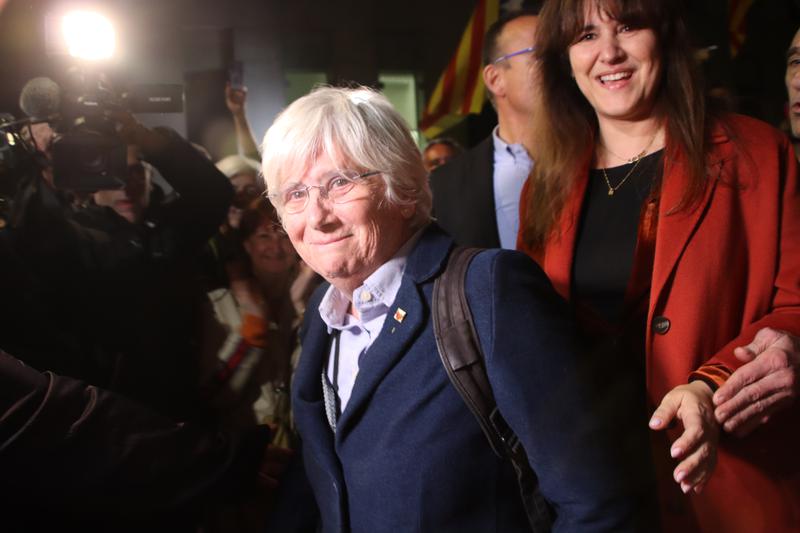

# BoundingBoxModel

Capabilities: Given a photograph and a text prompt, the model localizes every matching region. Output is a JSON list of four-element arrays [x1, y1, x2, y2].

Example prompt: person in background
[[785, 25, 800, 158], [201, 199, 319, 438], [216, 153, 263, 231], [7, 108, 234, 422], [199, 200, 319, 533], [421, 136, 463, 173], [432, 6, 542, 249], [217, 154, 262, 194], [520, 1, 800, 531], [202, 84, 265, 292]]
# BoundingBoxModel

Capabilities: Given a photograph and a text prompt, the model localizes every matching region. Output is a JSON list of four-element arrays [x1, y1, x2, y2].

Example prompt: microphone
[[18, 77, 61, 120]]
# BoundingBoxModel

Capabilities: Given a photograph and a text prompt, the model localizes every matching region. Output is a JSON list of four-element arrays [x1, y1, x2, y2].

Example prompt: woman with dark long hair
[[519, 1, 800, 531]]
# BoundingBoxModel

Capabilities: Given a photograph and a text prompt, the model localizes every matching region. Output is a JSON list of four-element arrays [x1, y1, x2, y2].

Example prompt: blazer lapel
[[650, 132, 732, 311], [334, 279, 426, 439], [292, 306, 343, 478], [335, 224, 452, 440]]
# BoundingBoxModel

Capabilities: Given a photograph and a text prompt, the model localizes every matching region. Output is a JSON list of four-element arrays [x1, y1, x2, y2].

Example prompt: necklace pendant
[[608, 189, 614, 196]]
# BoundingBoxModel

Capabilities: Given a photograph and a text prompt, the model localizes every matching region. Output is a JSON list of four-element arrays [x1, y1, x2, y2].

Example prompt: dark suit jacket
[[292, 224, 653, 533], [431, 135, 500, 248]]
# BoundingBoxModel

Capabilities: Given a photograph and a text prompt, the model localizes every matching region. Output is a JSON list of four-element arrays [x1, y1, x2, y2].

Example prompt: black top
[[572, 150, 663, 323]]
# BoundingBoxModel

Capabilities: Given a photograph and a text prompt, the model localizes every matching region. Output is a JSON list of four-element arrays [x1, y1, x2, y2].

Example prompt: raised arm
[[225, 83, 260, 161]]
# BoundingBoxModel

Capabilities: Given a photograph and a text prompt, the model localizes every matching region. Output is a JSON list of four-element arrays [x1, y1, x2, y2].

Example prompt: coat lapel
[[292, 299, 343, 478], [335, 225, 452, 440], [650, 130, 733, 312], [334, 279, 427, 438]]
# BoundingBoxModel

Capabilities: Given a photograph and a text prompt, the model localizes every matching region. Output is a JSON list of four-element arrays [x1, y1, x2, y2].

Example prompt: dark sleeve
[[0, 350, 268, 514], [467, 250, 658, 532], [145, 128, 235, 252]]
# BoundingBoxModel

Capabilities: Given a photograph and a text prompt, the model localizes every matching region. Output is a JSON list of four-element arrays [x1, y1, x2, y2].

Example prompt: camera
[[51, 70, 184, 193]]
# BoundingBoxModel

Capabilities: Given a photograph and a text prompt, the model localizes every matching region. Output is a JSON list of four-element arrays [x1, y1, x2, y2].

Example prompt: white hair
[[215, 154, 260, 178], [260, 86, 432, 229]]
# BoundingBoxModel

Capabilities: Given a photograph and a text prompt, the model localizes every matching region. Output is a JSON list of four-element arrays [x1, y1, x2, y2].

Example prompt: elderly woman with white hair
[[261, 86, 653, 532]]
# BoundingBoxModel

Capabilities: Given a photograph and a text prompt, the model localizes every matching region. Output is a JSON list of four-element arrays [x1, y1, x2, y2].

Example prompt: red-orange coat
[[518, 114, 800, 532]]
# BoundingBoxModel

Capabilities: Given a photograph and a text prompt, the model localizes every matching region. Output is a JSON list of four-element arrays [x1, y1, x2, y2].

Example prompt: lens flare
[[62, 11, 115, 60]]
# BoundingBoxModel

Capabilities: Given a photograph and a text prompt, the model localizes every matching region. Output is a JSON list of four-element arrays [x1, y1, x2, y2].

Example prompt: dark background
[[1, 0, 799, 155]]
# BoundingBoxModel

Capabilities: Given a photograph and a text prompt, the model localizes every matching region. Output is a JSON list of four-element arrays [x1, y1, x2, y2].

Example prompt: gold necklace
[[601, 158, 642, 196], [598, 133, 657, 196], [600, 133, 657, 164]]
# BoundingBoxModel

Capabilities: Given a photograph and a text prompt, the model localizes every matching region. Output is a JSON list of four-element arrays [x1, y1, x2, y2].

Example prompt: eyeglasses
[[492, 46, 536, 64], [268, 170, 382, 214]]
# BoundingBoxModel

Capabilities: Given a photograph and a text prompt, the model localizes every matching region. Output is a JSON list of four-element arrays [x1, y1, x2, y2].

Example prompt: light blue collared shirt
[[492, 126, 533, 249], [318, 229, 422, 412]]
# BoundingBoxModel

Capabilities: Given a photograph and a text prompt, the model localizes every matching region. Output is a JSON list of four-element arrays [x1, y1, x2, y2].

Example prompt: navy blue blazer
[[292, 224, 652, 533]]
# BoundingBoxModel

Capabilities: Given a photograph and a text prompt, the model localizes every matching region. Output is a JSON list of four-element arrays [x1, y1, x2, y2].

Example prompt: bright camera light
[[62, 11, 116, 60]]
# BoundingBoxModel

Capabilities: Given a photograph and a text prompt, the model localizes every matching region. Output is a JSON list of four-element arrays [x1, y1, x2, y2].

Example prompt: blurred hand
[[713, 327, 799, 437], [105, 109, 167, 155], [225, 82, 248, 117], [257, 444, 293, 490], [29, 122, 55, 156], [650, 381, 719, 494]]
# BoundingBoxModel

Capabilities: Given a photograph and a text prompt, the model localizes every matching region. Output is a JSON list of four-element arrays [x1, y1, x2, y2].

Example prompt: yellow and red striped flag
[[728, 0, 755, 57], [421, 0, 500, 139]]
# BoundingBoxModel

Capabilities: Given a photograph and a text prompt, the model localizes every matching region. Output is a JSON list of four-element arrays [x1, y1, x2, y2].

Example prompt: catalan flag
[[420, 0, 500, 139], [728, 0, 755, 57]]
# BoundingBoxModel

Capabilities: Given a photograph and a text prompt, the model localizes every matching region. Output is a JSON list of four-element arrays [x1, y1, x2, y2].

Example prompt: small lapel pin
[[393, 308, 407, 323]]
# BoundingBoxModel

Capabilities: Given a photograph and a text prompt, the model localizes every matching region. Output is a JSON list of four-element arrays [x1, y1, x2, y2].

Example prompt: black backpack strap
[[432, 246, 553, 533]]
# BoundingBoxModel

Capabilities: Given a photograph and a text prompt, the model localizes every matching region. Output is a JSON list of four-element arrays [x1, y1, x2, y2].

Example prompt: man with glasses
[[431, 7, 541, 249]]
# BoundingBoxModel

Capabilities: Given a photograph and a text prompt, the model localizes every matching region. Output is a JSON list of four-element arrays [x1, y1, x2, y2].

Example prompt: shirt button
[[652, 316, 671, 335], [360, 291, 372, 303]]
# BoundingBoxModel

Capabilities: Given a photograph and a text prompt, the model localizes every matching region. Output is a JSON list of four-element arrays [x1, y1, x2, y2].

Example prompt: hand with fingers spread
[[650, 381, 719, 494], [713, 327, 799, 437]]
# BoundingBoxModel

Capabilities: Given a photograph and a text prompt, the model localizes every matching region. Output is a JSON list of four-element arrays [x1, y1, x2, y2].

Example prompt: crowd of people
[[1, 0, 799, 532]]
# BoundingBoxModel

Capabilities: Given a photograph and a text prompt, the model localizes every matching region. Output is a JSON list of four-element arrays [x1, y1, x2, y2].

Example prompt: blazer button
[[652, 316, 671, 335]]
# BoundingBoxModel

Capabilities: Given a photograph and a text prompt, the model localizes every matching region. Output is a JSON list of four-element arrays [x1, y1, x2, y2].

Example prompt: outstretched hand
[[650, 381, 719, 494], [713, 327, 799, 437]]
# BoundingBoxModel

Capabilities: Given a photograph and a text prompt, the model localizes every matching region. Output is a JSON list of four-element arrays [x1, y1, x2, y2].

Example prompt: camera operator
[[4, 108, 235, 422]]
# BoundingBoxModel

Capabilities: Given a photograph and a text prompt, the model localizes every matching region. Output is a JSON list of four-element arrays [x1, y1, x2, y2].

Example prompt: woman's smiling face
[[568, 0, 662, 126]]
